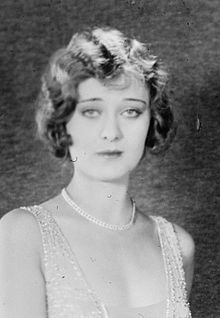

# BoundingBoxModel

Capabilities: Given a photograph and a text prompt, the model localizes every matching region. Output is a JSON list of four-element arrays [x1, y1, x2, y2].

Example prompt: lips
[[97, 150, 123, 157]]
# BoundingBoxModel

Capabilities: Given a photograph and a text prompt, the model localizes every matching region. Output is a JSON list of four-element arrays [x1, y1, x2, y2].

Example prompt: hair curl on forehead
[[36, 27, 176, 160]]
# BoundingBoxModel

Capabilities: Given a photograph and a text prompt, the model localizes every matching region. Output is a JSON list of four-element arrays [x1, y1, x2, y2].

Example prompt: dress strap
[[20, 205, 109, 318], [152, 216, 191, 318], [19, 205, 56, 274]]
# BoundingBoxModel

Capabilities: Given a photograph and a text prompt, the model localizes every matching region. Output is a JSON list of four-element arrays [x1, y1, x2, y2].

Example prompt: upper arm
[[173, 223, 195, 298], [0, 209, 47, 318]]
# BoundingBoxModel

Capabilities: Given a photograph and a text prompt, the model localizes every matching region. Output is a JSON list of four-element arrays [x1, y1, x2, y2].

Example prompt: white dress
[[21, 205, 192, 318]]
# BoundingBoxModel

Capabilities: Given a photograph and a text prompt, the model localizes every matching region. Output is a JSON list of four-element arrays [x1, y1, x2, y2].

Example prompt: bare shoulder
[[173, 223, 195, 297], [0, 209, 47, 317], [173, 223, 195, 264], [1, 207, 39, 232], [0, 208, 42, 259]]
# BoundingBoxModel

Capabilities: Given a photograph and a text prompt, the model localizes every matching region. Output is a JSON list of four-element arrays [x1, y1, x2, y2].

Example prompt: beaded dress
[[21, 206, 192, 318]]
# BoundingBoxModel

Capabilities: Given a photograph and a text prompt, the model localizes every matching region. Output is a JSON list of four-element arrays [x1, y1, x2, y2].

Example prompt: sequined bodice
[[21, 206, 191, 318]]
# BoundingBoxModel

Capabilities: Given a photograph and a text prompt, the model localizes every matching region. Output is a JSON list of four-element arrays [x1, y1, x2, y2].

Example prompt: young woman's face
[[66, 76, 150, 182]]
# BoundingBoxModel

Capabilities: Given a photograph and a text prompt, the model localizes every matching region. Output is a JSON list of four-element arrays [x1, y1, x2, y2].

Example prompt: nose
[[100, 115, 122, 142]]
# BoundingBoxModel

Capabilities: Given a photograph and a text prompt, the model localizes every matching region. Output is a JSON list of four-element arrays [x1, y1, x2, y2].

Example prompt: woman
[[0, 27, 195, 317]]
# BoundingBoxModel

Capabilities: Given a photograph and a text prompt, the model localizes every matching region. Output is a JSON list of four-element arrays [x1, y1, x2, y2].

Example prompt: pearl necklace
[[61, 188, 136, 231]]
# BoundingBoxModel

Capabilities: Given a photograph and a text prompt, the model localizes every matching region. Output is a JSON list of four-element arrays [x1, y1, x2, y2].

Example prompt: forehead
[[77, 75, 149, 102]]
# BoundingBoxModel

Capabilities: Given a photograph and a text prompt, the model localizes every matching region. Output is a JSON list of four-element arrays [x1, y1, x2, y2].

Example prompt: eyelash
[[123, 109, 143, 118], [81, 109, 100, 117], [81, 108, 143, 118]]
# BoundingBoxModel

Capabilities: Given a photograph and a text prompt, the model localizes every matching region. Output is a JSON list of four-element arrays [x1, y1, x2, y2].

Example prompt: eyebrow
[[78, 98, 147, 105], [123, 98, 147, 105], [78, 98, 102, 104]]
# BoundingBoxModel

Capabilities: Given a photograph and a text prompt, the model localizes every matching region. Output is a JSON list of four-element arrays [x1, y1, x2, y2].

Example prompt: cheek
[[68, 129, 97, 161], [67, 120, 89, 147], [128, 121, 150, 157], [131, 118, 150, 144]]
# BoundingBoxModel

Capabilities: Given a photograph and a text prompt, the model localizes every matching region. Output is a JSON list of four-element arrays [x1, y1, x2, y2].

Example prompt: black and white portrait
[[0, 1, 219, 317]]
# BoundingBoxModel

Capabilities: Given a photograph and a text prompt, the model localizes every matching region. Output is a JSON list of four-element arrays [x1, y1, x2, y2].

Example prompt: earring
[[70, 156, 78, 163]]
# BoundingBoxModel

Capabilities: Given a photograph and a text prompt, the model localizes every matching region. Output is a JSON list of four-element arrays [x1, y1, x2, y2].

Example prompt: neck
[[65, 171, 132, 225]]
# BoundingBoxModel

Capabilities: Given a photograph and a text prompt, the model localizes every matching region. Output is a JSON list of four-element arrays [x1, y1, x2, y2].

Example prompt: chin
[[74, 155, 141, 182], [86, 164, 137, 183], [98, 174, 129, 183]]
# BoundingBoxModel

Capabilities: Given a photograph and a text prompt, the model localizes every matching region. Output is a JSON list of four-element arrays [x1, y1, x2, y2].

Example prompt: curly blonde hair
[[36, 27, 176, 160]]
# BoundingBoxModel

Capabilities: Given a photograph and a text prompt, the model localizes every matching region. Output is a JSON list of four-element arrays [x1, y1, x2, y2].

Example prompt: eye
[[122, 108, 143, 118], [81, 109, 100, 118]]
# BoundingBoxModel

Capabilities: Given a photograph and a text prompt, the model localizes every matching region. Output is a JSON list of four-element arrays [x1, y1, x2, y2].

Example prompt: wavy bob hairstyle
[[36, 27, 176, 160]]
